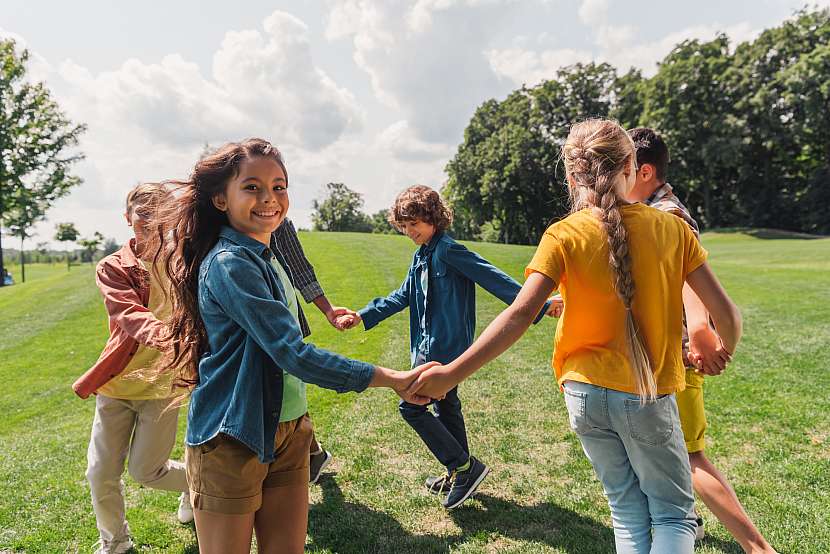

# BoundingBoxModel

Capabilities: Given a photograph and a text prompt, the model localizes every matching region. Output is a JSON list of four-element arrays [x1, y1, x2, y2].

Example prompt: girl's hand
[[688, 326, 731, 376], [370, 364, 438, 405], [335, 312, 362, 330], [545, 294, 564, 318], [407, 364, 459, 400], [326, 307, 358, 331]]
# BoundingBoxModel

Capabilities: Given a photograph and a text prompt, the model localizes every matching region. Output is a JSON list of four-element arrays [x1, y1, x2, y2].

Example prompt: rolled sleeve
[[299, 281, 325, 303]]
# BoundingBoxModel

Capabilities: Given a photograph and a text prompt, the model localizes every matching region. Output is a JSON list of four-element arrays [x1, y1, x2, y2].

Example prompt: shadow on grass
[[308, 478, 616, 553], [450, 493, 615, 553]]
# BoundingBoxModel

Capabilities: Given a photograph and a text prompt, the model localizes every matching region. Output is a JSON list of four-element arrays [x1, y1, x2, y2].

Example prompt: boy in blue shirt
[[341, 185, 557, 509]]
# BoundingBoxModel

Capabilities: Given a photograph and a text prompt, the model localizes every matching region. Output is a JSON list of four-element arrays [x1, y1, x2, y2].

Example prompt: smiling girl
[[154, 139, 431, 554]]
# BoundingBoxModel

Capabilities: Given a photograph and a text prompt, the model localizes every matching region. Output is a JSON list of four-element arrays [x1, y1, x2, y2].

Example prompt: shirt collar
[[419, 230, 444, 256], [218, 226, 273, 260], [119, 238, 142, 268], [645, 182, 674, 205]]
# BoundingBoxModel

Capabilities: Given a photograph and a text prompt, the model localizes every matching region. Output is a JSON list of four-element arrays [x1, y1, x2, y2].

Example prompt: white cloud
[[487, 47, 592, 86], [375, 120, 455, 161], [325, 0, 513, 144], [5, 11, 367, 246], [577, 0, 608, 26]]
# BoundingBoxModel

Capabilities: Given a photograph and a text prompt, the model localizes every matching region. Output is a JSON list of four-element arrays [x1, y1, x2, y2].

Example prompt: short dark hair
[[629, 127, 669, 183], [388, 185, 453, 231]]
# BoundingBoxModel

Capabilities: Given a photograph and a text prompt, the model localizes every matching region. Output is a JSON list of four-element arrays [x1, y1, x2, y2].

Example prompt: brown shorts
[[185, 414, 313, 514]]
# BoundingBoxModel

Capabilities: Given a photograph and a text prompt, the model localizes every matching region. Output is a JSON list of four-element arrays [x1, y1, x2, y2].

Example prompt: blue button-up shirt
[[187, 226, 375, 463], [359, 231, 548, 366]]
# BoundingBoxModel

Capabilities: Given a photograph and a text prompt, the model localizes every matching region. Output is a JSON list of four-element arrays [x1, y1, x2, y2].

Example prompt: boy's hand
[[391, 362, 440, 405], [407, 364, 458, 400], [688, 326, 731, 376], [326, 307, 358, 331], [545, 294, 563, 318], [334, 312, 362, 330]]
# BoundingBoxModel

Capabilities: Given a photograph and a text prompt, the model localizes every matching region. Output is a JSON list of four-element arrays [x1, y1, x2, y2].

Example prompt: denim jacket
[[187, 226, 375, 463], [359, 232, 548, 366]]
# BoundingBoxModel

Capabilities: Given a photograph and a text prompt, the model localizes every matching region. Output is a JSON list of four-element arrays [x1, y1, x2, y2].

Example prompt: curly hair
[[388, 185, 453, 231]]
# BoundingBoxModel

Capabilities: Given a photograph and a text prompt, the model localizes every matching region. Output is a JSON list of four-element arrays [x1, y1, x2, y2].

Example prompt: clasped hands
[[687, 325, 732, 376]]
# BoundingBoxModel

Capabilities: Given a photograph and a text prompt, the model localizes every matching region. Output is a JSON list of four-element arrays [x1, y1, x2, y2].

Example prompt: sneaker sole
[[444, 465, 490, 510], [310, 453, 332, 485]]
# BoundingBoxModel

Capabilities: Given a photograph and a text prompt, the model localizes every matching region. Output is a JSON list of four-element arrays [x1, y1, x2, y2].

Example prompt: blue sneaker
[[442, 457, 489, 509]]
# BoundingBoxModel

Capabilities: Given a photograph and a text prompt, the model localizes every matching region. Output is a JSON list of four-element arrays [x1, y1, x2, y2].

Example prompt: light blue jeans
[[563, 381, 696, 553]]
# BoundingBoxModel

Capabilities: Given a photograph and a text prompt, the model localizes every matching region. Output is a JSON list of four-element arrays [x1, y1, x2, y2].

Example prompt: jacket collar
[[119, 238, 142, 268], [219, 226, 273, 259], [419, 230, 444, 257]]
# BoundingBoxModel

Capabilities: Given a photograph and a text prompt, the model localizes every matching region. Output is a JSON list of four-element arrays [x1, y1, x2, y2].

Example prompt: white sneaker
[[177, 491, 194, 524], [695, 515, 705, 541], [93, 536, 134, 554]]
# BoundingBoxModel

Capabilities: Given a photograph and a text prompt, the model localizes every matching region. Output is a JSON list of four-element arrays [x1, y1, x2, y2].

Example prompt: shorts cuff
[[685, 438, 706, 453], [263, 466, 309, 488], [190, 489, 262, 515]]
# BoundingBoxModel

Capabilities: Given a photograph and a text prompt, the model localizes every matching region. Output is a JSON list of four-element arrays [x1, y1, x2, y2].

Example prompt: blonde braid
[[563, 119, 656, 403]]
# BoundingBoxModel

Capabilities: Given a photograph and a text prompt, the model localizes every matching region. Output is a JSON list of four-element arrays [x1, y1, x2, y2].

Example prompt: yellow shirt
[[97, 261, 175, 400], [526, 204, 707, 395]]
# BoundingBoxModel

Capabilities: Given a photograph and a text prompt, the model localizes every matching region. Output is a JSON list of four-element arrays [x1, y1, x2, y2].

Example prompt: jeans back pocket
[[624, 394, 675, 446], [563, 387, 591, 435]]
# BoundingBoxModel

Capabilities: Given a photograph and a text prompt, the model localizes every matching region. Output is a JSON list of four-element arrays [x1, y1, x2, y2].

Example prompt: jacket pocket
[[624, 394, 675, 446]]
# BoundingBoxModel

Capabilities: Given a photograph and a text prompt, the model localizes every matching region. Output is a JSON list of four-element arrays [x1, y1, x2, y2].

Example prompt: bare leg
[[689, 451, 776, 553], [254, 484, 309, 554], [193, 509, 254, 554]]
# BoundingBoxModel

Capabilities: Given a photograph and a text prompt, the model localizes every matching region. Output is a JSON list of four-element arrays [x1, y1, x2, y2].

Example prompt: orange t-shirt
[[526, 203, 707, 395]]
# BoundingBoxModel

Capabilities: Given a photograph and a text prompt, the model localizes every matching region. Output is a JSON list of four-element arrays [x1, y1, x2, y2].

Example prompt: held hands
[[385, 362, 441, 405], [546, 294, 564, 318], [326, 307, 360, 331], [687, 325, 732, 376], [405, 363, 459, 400]]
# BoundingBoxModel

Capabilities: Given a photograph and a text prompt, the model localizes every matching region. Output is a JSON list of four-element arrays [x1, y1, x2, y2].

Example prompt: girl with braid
[[409, 118, 743, 553]]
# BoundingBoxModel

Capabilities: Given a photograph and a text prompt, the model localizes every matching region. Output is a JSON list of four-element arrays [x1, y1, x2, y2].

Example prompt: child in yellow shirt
[[410, 118, 743, 553]]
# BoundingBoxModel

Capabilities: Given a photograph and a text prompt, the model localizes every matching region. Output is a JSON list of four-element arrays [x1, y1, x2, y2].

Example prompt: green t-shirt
[[270, 256, 308, 422]]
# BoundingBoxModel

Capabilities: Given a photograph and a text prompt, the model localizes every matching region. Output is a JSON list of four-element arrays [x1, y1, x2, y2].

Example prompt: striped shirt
[[271, 218, 324, 338]]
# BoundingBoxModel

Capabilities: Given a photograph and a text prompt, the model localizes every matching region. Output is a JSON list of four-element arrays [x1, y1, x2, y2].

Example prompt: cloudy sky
[[1, 0, 823, 246]]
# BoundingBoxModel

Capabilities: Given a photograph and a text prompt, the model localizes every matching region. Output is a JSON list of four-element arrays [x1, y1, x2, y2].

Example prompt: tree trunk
[[20, 235, 25, 283], [66, 249, 71, 272]]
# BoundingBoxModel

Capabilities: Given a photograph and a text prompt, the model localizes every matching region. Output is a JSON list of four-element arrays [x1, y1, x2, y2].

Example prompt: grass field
[[0, 230, 828, 553]]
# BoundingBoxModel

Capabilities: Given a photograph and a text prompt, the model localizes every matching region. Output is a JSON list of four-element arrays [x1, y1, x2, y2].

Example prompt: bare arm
[[685, 263, 742, 355], [410, 272, 556, 398], [683, 282, 731, 375]]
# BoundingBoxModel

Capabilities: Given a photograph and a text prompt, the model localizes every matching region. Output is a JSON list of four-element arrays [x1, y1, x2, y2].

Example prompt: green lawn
[[0, 231, 828, 553]]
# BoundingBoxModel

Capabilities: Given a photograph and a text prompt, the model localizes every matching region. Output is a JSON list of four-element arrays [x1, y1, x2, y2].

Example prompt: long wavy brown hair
[[562, 119, 656, 403], [152, 138, 288, 388]]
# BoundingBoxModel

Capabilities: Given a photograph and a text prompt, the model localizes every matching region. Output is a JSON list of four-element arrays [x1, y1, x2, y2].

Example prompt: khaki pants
[[85, 394, 187, 542]]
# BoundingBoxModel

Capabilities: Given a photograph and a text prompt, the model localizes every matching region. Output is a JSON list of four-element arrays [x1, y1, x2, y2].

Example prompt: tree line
[[312, 8, 829, 244], [444, 8, 830, 244]]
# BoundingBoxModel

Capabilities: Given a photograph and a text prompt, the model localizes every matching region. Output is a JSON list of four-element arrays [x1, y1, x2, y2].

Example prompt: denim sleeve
[[204, 249, 374, 392], [358, 272, 411, 331], [442, 242, 549, 324]]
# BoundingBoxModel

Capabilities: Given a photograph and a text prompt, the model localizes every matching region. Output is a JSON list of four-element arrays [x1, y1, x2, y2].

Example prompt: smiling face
[[398, 218, 436, 246], [212, 156, 289, 245]]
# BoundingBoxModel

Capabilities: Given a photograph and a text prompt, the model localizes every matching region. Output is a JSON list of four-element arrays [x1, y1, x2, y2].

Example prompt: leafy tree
[[446, 63, 617, 244], [4, 192, 47, 282], [78, 231, 104, 263], [369, 209, 395, 234], [54, 222, 79, 271], [0, 38, 86, 285], [641, 35, 739, 228], [726, 8, 830, 232], [311, 183, 372, 232]]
